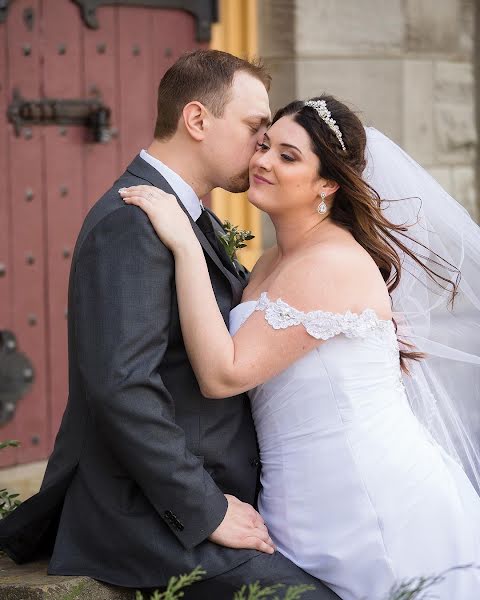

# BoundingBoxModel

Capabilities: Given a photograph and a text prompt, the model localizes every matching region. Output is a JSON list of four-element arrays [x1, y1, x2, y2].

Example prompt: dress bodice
[[229, 293, 405, 424], [228, 294, 480, 600]]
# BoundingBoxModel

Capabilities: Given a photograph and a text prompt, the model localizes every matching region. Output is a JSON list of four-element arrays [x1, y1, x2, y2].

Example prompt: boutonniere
[[217, 220, 255, 261]]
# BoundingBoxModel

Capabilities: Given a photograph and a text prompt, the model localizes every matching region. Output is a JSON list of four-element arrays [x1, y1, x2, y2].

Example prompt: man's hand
[[208, 494, 275, 554]]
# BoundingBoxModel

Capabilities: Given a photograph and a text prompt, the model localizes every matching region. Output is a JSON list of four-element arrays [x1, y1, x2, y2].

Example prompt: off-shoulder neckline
[[236, 291, 394, 325]]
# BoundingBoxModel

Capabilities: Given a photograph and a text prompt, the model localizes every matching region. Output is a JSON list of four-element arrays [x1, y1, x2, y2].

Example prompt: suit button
[[175, 520, 184, 531], [250, 458, 260, 467]]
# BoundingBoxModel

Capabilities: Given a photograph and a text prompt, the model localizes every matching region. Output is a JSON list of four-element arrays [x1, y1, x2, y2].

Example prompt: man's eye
[[250, 125, 261, 133]]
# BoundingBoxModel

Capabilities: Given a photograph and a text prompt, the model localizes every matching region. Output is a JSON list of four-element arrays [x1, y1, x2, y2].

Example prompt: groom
[[0, 50, 338, 599]]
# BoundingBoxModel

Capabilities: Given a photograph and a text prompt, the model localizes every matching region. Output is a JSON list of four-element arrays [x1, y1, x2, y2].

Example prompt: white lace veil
[[363, 127, 480, 493]]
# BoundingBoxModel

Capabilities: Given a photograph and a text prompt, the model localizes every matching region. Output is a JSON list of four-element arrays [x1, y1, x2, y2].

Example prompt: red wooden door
[[0, 0, 211, 467]]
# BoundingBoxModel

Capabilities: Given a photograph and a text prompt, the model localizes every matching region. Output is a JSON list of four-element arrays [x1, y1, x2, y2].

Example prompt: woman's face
[[247, 115, 323, 216]]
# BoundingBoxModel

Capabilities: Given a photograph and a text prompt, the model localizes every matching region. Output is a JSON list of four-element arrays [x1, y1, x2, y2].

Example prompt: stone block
[[296, 0, 405, 57], [434, 61, 473, 104], [434, 103, 476, 163], [264, 59, 297, 114], [296, 59, 404, 143], [452, 165, 478, 219], [459, 0, 474, 58], [258, 0, 295, 59], [261, 211, 276, 250], [406, 0, 460, 55], [0, 555, 134, 600], [0, 460, 47, 501], [403, 60, 434, 165], [433, 61, 475, 163]]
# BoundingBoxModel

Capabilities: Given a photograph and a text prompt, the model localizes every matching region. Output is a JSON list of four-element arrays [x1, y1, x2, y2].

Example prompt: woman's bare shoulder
[[270, 239, 392, 318]]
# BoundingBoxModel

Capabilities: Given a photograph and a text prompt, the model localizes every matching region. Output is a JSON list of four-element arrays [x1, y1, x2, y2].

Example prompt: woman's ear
[[317, 178, 339, 199], [182, 101, 208, 141]]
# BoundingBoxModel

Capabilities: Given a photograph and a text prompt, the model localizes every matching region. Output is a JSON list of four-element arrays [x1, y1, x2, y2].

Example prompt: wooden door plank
[[6, 0, 48, 465], [42, 0, 86, 447], [83, 5, 119, 211], [0, 15, 16, 466], [0, 17, 10, 329], [117, 7, 156, 169]]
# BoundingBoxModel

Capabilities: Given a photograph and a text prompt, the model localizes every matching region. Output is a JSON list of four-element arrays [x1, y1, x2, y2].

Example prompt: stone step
[[0, 555, 134, 599]]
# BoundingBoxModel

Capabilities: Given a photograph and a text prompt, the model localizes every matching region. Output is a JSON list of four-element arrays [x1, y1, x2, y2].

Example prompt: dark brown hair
[[154, 49, 271, 140], [273, 95, 460, 371]]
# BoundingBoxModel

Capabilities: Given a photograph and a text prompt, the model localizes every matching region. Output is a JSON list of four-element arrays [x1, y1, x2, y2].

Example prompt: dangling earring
[[317, 192, 327, 214]]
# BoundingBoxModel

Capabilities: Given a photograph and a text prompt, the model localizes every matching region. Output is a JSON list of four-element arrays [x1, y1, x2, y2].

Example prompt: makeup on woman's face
[[247, 116, 321, 214]]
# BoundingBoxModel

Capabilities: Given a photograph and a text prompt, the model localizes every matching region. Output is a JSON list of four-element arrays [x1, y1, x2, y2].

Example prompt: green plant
[[0, 440, 21, 519], [233, 582, 316, 600], [0, 440, 20, 451], [135, 568, 314, 600], [135, 566, 206, 600], [136, 564, 479, 600], [387, 564, 478, 599], [217, 220, 255, 260]]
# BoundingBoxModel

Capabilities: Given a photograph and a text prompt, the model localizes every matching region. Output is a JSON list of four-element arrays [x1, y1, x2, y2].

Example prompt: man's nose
[[256, 125, 268, 143]]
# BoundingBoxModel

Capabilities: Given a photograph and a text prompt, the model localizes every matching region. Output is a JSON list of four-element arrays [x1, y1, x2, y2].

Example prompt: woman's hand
[[119, 185, 197, 254]]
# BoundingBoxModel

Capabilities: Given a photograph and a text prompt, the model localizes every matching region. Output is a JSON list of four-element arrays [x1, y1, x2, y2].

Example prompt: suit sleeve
[[73, 205, 227, 549]]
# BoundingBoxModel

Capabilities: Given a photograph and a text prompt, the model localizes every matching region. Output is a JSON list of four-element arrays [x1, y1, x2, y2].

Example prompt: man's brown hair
[[154, 49, 271, 140]]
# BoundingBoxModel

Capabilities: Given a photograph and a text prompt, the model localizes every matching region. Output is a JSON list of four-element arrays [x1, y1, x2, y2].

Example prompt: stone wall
[[259, 0, 477, 245]]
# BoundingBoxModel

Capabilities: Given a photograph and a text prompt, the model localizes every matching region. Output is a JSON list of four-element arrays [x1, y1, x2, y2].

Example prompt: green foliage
[[233, 582, 316, 600], [217, 220, 255, 260], [387, 564, 478, 599], [135, 570, 315, 600], [0, 440, 21, 519], [0, 487, 21, 519], [0, 439, 20, 451], [283, 585, 318, 600], [137, 564, 479, 600], [135, 566, 206, 600], [233, 582, 284, 600], [58, 581, 86, 600]]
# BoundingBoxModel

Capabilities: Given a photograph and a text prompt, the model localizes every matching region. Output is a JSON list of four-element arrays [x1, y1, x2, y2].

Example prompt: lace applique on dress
[[254, 292, 398, 347]]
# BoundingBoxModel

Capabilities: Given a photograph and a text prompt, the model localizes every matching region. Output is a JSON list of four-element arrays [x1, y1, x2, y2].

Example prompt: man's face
[[205, 71, 271, 193]]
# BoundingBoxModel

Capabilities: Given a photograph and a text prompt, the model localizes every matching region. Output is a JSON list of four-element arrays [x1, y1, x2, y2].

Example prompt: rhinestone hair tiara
[[304, 99, 346, 152]]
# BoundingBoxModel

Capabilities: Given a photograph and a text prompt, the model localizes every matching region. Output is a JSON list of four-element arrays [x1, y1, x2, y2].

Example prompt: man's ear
[[182, 101, 208, 141]]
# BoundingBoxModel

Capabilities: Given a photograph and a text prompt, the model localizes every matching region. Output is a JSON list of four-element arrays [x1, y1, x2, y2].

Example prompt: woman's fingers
[[120, 187, 155, 202], [122, 196, 148, 209], [119, 185, 175, 203], [117, 184, 195, 253]]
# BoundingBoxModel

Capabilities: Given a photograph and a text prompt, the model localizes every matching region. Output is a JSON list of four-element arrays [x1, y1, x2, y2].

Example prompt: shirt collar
[[139, 149, 203, 221]]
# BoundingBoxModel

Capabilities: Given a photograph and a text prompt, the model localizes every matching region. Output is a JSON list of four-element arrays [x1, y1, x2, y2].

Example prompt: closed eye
[[257, 142, 270, 151], [281, 154, 295, 162]]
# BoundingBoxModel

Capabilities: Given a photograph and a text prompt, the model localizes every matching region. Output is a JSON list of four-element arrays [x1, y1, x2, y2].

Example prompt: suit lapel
[[126, 155, 244, 303]]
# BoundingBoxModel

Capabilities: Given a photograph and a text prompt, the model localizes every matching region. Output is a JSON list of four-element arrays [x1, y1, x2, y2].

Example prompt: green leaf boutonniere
[[217, 220, 255, 261]]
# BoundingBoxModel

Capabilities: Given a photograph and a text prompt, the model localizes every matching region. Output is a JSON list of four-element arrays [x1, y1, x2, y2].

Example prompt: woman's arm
[[120, 186, 386, 398]]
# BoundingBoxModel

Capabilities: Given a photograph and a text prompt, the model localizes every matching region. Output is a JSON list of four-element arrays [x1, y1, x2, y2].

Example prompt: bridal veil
[[364, 127, 480, 493]]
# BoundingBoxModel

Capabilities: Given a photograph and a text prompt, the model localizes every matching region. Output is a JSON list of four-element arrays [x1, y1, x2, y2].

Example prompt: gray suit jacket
[[0, 155, 261, 587]]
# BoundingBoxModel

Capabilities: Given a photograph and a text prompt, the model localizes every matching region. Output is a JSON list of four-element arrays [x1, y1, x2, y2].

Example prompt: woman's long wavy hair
[[273, 95, 460, 371]]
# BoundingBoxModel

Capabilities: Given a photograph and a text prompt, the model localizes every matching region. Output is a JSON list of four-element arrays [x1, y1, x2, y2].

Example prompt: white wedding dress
[[229, 292, 480, 600]]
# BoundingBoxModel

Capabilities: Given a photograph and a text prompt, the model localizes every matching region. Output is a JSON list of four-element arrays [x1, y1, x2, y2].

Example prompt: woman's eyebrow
[[264, 133, 303, 155]]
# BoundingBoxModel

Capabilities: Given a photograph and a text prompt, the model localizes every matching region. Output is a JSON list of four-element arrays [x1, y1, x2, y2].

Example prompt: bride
[[119, 95, 480, 600]]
